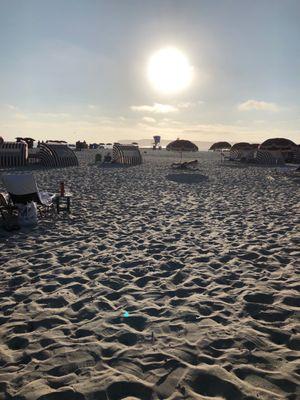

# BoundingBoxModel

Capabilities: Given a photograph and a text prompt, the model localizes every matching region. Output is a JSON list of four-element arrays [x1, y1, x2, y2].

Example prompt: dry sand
[[0, 150, 299, 400]]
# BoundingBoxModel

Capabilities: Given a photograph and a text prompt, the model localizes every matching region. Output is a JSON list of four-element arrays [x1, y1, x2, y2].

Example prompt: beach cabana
[[229, 142, 252, 161], [209, 141, 231, 151], [39, 143, 78, 168], [0, 141, 28, 168], [259, 138, 298, 163], [254, 150, 285, 165], [112, 143, 142, 165], [16, 137, 35, 149]]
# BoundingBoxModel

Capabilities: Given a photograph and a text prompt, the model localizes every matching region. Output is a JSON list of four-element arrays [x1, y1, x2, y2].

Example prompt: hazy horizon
[[0, 0, 299, 144]]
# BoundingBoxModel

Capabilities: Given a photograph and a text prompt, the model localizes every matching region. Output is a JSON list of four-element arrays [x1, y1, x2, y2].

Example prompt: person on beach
[[104, 153, 112, 163]]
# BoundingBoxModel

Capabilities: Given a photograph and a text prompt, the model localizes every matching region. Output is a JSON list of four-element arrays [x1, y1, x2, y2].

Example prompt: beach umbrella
[[132, 142, 138, 145], [259, 138, 298, 163], [209, 141, 231, 151], [231, 142, 252, 150], [259, 138, 296, 151], [166, 139, 198, 161]]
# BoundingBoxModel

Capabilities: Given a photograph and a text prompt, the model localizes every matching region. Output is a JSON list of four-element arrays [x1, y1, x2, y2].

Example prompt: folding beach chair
[[1, 173, 56, 215], [0, 193, 19, 231]]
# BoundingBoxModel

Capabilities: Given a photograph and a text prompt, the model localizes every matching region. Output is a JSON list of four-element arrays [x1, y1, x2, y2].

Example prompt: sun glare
[[147, 47, 193, 94]]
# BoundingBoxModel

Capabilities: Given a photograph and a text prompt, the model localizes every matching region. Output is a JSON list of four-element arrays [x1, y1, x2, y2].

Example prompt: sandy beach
[[0, 150, 299, 400]]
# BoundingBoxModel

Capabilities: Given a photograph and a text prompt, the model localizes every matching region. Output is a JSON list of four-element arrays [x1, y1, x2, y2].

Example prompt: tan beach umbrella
[[209, 141, 231, 151], [166, 139, 198, 161]]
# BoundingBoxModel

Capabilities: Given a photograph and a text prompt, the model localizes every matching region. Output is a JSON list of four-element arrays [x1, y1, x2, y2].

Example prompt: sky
[[0, 0, 299, 144]]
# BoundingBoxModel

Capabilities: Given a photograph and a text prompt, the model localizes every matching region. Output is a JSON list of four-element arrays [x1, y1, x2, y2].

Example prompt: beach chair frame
[[0, 193, 19, 230], [1, 174, 56, 217]]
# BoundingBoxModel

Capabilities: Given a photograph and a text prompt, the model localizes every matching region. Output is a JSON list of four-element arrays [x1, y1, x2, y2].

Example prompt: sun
[[147, 47, 193, 94]]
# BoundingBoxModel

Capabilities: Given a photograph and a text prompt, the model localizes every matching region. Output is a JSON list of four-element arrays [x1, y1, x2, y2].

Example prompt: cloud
[[238, 100, 280, 112], [131, 101, 203, 114], [177, 101, 204, 108], [14, 113, 28, 120], [131, 103, 178, 113], [6, 104, 18, 111], [35, 112, 71, 118], [142, 117, 156, 123]]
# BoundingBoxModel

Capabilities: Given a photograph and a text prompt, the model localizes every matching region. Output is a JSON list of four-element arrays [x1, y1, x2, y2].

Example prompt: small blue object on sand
[[123, 311, 129, 318]]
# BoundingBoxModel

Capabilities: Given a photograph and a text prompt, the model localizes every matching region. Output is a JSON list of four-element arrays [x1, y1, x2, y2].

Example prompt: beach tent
[[112, 143, 142, 165], [209, 141, 231, 151], [0, 141, 28, 168], [259, 138, 298, 163], [39, 143, 78, 168]]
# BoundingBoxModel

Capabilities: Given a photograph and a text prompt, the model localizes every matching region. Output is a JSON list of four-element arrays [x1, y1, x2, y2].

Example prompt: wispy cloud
[[6, 104, 19, 111], [31, 112, 70, 119], [131, 103, 178, 113], [177, 101, 204, 108], [10, 110, 71, 120], [131, 101, 203, 114], [142, 116, 156, 123], [238, 100, 280, 112], [14, 113, 28, 120]]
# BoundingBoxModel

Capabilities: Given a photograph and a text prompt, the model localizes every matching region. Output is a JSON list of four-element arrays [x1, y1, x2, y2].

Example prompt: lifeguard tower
[[153, 135, 161, 150]]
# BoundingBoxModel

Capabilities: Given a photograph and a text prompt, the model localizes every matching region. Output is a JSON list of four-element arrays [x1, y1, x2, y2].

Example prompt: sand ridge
[[0, 150, 299, 399]]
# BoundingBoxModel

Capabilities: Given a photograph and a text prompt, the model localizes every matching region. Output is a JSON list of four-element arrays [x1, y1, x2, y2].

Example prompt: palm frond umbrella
[[231, 142, 252, 150], [209, 141, 231, 151], [259, 138, 297, 162], [166, 139, 198, 161]]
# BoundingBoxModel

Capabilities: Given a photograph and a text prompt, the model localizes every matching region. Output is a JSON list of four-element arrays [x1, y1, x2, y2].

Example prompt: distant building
[[76, 140, 88, 150]]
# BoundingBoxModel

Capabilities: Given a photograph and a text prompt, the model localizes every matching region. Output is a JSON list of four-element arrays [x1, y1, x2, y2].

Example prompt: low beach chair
[[1, 173, 55, 215]]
